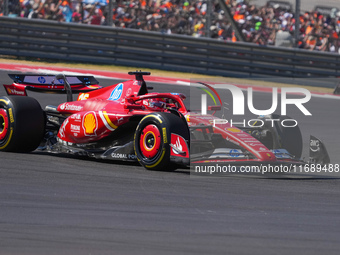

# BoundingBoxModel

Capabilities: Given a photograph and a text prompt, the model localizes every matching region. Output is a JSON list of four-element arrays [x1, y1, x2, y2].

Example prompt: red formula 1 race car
[[0, 72, 330, 171]]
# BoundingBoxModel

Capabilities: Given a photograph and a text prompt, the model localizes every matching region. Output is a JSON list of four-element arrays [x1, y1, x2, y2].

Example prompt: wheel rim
[[0, 109, 9, 141], [139, 124, 161, 159]]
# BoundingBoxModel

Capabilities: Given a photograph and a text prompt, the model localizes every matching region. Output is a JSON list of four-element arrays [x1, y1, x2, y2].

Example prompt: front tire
[[0, 96, 45, 152], [134, 112, 188, 171]]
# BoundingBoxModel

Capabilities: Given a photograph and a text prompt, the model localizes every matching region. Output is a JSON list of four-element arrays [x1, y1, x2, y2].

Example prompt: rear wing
[[4, 74, 102, 96]]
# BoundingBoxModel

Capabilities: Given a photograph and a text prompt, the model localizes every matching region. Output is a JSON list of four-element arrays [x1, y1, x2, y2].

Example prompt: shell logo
[[83, 112, 97, 136]]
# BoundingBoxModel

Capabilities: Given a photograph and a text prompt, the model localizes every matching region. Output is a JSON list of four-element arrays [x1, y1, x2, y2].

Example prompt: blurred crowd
[[1, 0, 340, 53]]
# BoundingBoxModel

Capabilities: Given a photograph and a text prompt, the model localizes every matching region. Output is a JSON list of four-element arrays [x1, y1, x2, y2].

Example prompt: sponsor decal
[[128, 154, 137, 160], [310, 139, 320, 152], [226, 127, 240, 133], [162, 127, 167, 143], [59, 119, 69, 138], [8, 108, 14, 123], [272, 149, 290, 158], [247, 142, 261, 147], [83, 112, 98, 136], [111, 153, 137, 160], [133, 80, 142, 86], [78, 93, 89, 101], [242, 138, 258, 143], [236, 133, 249, 137], [60, 103, 83, 112], [229, 149, 241, 157], [70, 113, 81, 121], [38, 76, 46, 84], [108, 83, 123, 101], [126, 88, 132, 97], [7, 88, 25, 96], [71, 124, 80, 133], [111, 153, 127, 159], [196, 116, 214, 120]]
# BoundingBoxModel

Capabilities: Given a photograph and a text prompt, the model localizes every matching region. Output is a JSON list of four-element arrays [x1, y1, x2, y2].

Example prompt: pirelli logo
[[8, 108, 14, 123], [162, 127, 167, 143]]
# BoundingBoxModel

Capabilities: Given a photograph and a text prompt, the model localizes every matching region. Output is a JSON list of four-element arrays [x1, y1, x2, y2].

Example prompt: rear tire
[[0, 96, 45, 152]]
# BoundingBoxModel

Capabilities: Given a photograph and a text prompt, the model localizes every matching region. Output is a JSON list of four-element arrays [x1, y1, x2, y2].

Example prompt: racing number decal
[[78, 93, 89, 101]]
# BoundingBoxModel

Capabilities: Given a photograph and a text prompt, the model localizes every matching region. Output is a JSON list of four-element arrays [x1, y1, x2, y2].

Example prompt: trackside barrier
[[0, 17, 340, 87]]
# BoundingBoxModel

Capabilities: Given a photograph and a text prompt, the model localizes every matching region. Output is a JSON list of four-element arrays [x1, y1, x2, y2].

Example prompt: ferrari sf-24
[[0, 72, 329, 171]]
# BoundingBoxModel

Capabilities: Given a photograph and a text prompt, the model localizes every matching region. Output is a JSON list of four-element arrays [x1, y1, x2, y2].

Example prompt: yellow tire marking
[[0, 114, 5, 135], [145, 148, 166, 169], [141, 114, 162, 124], [0, 127, 13, 149], [0, 99, 8, 105]]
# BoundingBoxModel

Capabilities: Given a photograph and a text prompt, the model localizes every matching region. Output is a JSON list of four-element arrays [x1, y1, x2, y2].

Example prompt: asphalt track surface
[[0, 70, 340, 255]]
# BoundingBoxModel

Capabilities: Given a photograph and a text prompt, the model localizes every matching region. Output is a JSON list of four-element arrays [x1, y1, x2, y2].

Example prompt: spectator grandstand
[[1, 0, 340, 53]]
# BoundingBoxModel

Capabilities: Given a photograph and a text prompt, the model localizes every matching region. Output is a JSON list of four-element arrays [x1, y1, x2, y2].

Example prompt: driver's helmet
[[142, 97, 167, 110]]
